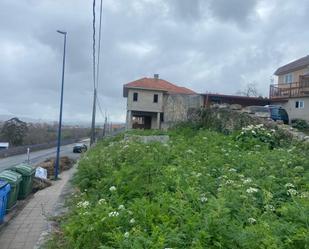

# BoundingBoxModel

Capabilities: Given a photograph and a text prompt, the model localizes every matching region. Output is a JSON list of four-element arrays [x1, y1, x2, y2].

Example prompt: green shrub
[[291, 119, 309, 131], [49, 128, 309, 249]]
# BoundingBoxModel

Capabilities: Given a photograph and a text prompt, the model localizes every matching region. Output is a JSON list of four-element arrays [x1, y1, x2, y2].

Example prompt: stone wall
[[161, 94, 202, 129]]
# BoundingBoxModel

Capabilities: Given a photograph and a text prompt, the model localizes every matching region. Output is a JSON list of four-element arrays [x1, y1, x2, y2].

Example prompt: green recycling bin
[[11, 163, 35, 200], [0, 170, 22, 212]]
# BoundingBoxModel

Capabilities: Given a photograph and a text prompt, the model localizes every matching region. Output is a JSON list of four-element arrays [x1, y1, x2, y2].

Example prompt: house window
[[160, 113, 164, 122], [284, 73, 293, 84], [153, 94, 158, 103], [133, 92, 138, 102], [295, 100, 304, 109]]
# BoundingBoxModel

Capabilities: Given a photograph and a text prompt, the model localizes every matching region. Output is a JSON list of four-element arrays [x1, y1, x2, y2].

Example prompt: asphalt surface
[[0, 140, 89, 172]]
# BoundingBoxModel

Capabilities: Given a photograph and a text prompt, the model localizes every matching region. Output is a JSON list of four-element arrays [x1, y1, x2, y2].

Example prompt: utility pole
[[90, 0, 103, 146], [90, 88, 97, 145], [103, 114, 107, 137], [55, 30, 67, 180]]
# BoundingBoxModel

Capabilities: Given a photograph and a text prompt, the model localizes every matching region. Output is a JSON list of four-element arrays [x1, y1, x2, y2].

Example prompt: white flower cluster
[[124, 232, 129, 238], [228, 168, 237, 172], [284, 183, 295, 188], [287, 189, 298, 196], [129, 218, 135, 224], [77, 201, 90, 208], [200, 193, 208, 203], [108, 211, 119, 217], [248, 217, 256, 224], [242, 178, 252, 184], [118, 204, 125, 210], [246, 187, 258, 194], [98, 199, 106, 205], [285, 183, 298, 196], [264, 204, 275, 212], [240, 124, 273, 137], [109, 186, 117, 192], [225, 180, 234, 185]]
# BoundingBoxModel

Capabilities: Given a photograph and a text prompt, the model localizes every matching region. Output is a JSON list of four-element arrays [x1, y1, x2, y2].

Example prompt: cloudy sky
[[1, 0, 308, 123]]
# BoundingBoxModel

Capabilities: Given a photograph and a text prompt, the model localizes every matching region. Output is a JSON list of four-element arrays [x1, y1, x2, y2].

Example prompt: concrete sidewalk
[[0, 167, 76, 249]]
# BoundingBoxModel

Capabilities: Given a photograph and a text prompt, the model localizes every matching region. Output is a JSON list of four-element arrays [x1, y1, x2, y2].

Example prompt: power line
[[96, 0, 103, 89], [92, 0, 96, 89], [97, 95, 105, 119]]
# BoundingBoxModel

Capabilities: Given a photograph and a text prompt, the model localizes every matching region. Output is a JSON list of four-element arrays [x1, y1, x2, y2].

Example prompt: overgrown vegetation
[[291, 119, 309, 134], [45, 124, 308, 249]]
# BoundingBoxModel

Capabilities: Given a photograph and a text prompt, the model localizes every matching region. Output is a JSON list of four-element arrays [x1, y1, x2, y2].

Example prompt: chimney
[[154, 74, 159, 79]]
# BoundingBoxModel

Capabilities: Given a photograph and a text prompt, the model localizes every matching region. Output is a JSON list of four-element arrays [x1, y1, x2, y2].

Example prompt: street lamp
[[55, 30, 67, 180]]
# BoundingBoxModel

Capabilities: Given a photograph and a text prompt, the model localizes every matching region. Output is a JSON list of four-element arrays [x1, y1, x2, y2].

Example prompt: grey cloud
[[209, 0, 258, 25], [0, 0, 308, 123]]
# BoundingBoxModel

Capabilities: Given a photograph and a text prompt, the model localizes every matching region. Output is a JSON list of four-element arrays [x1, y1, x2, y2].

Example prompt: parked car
[[244, 105, 289, 124], [73, 143, 87, 153], [243, 106, 270, 118], [267, 105, 289, 124]]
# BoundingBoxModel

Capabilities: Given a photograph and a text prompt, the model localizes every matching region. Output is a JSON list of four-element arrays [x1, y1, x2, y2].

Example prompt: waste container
[[0, 170, 22, 212], [11, 163, 35, 199], [0, 180, 10, 223]]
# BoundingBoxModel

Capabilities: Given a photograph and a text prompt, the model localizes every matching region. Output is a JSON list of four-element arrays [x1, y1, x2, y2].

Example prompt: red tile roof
[[123, 77, 196, 97]]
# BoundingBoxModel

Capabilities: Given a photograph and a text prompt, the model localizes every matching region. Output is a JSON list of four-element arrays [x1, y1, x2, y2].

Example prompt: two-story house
[[123, 74, 198, 129], [270, 55, 309, 122]]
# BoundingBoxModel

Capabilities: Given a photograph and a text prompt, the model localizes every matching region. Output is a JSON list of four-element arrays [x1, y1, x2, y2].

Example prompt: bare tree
[[237, 83, 261, 97]]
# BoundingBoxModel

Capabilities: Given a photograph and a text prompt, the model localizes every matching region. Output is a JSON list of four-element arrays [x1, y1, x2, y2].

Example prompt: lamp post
[[55, 30, 67, 180]]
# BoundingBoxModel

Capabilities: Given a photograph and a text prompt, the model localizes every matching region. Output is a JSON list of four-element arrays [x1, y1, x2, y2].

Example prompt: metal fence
[[0, 138, 82, 159]]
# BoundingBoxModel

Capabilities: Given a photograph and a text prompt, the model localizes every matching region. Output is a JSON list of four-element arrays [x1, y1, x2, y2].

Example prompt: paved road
[[0, 140, 89, 172]]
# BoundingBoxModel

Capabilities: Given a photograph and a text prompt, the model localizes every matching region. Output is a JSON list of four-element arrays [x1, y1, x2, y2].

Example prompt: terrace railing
[[269, 80, 309, 99]]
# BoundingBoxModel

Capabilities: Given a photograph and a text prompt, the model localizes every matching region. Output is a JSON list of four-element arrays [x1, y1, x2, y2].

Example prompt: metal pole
[[90, 88, 97, 145], [27, 147, 30, 164], [55, 30, 67, 180]]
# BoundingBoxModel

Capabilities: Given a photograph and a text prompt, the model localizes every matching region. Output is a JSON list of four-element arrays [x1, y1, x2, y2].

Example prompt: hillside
[[45, 125, 309, 249]]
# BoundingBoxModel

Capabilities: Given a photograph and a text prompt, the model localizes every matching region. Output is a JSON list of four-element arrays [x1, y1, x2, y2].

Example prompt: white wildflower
[[287, 189, 298, 196], [108, 211, 119, 217], [243, 178, 252, 184], [284, 183, 295, 189], [200, 193, 208, 203], [98, 199, 106, 205], [294, 166, 304, 171], [246, 187, 258, 194], [229, 168, 237, 172], [248, 217, 256, 224], [124, 232, 129, 238], [300, 192, 309, 198], [77, 201, 90, 208], [109, 186, 117, 192], [118, 204, 125, 210], [264, 204, 275, 212], [130, 218, 135, 224], [226, 180, 234, 185]]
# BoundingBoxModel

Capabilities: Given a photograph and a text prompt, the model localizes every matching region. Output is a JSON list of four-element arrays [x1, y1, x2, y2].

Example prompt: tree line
[[0, 117, 90, 147]]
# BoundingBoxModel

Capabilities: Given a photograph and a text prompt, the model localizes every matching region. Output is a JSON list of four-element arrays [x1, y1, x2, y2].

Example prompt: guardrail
[[270, 80, 309, 99], [0, 138, 85, 159]]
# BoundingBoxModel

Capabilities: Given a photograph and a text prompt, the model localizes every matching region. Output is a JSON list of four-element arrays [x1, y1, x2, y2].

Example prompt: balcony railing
[[270, 80, 309, 99]]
